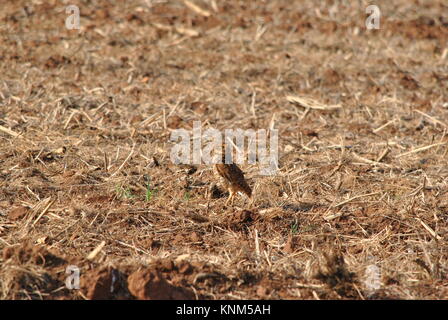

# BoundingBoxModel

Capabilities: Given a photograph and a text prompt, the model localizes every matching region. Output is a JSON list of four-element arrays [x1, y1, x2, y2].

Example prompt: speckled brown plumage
[[214, 144, 252, 205]]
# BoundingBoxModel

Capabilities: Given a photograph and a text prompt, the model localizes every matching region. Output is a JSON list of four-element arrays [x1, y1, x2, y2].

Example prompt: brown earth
[[0, 0, 447, 299]]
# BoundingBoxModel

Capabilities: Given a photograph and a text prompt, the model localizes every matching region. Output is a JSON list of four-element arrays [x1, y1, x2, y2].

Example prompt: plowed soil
[[1, 0, 447, 299]]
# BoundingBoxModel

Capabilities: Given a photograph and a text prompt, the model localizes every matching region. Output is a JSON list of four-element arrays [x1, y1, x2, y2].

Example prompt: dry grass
[[0, 0, 447, 299]]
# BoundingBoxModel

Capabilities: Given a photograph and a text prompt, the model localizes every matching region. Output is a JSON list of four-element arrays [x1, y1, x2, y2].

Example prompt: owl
[[214, 144, 252, 205]]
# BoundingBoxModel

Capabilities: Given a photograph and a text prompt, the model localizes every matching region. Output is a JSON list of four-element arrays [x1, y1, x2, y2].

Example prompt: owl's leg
[[226, 189, 235, 205], [248, 194, 254, 207]]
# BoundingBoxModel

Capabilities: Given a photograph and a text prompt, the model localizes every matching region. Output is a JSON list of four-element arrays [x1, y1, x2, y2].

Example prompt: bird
[[214, 143, 252, 205]]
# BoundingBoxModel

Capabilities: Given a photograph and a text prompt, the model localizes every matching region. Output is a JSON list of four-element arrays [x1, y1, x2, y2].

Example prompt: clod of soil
[[3, 242, 66, 268], [315, 252, 357, 298], [8, 206, 29, 220], [127, 269, 194, 300], [82, 267, 115, 300], [226, 209, 258, 231]]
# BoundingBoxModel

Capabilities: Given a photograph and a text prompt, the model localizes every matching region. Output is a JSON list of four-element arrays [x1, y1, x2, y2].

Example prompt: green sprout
[[145, 182, 157, 201], [290, 220, 299, 234], [116, 185, 134, 199]]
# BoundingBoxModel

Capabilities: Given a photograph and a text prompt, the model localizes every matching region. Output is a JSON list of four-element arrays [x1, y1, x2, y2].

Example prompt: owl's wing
[[216, 164, 252, 196], [216, 164, 243, 183]]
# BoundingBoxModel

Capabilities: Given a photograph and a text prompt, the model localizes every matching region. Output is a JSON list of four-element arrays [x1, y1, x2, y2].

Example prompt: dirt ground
[[1, 0, 447, 300]]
